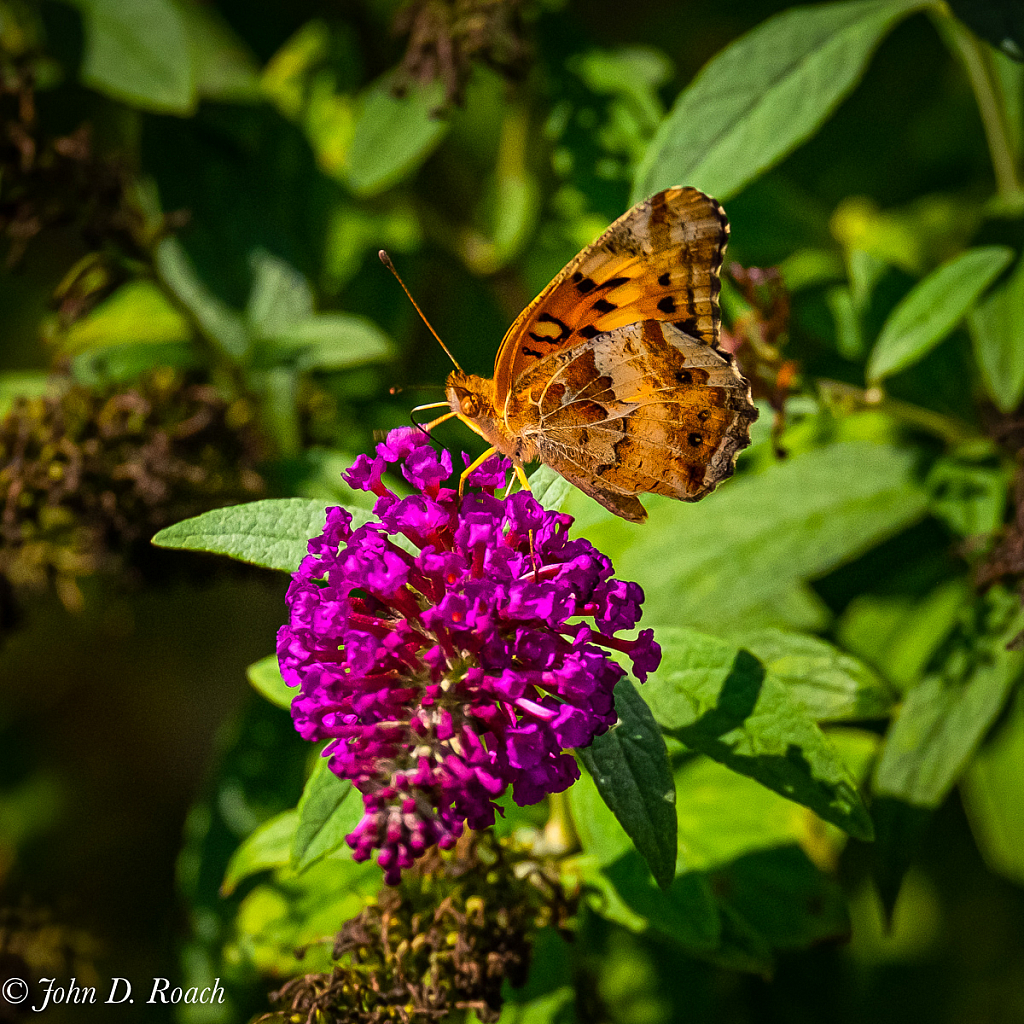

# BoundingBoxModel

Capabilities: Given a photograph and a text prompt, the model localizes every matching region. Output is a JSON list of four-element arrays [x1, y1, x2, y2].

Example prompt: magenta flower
[[277, 428, 660, 883]]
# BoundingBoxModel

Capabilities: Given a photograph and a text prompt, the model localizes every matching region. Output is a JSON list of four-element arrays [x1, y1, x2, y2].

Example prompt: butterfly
[[424, 186, 758, 523]]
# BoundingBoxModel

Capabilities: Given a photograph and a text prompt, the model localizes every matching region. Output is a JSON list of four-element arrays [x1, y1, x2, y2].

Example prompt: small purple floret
[[277, 429, 661, 884]]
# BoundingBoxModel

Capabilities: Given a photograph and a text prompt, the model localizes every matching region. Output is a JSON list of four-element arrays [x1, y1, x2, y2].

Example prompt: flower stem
[[932, 6, 1024, 207]]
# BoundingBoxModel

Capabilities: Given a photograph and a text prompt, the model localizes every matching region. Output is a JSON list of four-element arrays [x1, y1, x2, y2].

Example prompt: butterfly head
[[445, 370, 501, 444]]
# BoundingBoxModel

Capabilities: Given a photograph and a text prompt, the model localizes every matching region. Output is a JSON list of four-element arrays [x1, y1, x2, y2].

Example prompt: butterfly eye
[[460, 394, 481, 417]]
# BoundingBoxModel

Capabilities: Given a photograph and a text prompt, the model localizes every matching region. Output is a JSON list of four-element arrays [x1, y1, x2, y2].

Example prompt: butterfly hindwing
[[505, 320, 757, 521], [493, 186, 730, 402]]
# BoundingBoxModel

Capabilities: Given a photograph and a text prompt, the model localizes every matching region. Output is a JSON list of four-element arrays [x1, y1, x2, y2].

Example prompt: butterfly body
[[445, 186, 758, 523]]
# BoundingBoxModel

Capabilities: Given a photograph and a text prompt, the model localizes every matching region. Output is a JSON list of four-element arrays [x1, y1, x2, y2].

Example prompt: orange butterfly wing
[[493, 186, 731, 403], [446, 186, 758, 523]]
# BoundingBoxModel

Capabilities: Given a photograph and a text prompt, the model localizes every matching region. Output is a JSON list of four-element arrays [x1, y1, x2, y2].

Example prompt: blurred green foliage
[[4, 0, 1024, 1021]]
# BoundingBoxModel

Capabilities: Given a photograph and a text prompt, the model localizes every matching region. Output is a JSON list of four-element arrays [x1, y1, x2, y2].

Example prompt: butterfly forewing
[[493, 187, 729, 402]]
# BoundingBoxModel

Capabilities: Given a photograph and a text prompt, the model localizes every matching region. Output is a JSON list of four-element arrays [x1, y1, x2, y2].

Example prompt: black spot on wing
[[674, 317, 700, 337], [657, 296, 676, 314], [593, 298, 616, 314], [658, 272, 671, 287], [600, 276, 630, 291], [529, 313, 570, 346], [688, 432, 704, 447], [579, 325, 600, 339]]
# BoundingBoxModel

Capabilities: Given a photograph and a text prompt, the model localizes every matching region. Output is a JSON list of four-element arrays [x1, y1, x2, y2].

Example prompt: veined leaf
[[221, 810, 298, 895], [291, 756, 364, 872], [577, 680, 677, 889], [571, 441, 928, 632], [874, 597, 1024, 807], [730, 628, 895, 721], [645, 627, 874, 840], [152, 498, 356, 572], [633, 0, 927, 202], [867, 245, 1014, 382]]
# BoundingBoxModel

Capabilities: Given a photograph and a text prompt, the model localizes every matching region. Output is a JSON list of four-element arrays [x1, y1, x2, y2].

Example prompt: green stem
[[932, 6, 1024, 204], [817, 379, 988, 447]]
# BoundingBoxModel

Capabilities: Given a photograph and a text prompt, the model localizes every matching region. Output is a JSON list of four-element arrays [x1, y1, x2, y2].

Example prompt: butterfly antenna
[[379, 250, 464, 374]]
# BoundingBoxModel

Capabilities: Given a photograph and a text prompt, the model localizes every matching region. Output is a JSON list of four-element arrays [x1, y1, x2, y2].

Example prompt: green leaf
[[961, 688, 1024, 887], [528, 464, 573, 512], [927, 457, 1010, 538], [58, 280, 191, 354], [867, 246, 1014, 383], [645, 627, 874, 840], [246, 655, 293, 710], [155, 237, 251, 361], [233, 855, 381, 975], [676, 754, 827, 871], [246, 251, 315, 340], [874, 598, 1024, 807], [602, 854, 721, 951], [577, 680, 677, 889], [711, 847, 850, 952], [172, 0, 261, 103], [291, 756, 364, 872], [266, 313, 394, 371], [969, 255, 1024, 413], [151, 498, 355, 572], [633, 0, 926, 202], [573, 441, 928, 633], [221, 810, 298, 895], [346, 76, 449, 197], [71, 0, 196, 113], [730, 628, 896, 721]]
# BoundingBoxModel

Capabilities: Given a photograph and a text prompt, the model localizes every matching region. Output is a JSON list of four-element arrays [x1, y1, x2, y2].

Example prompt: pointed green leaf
[[221, 810, 298, 895], [246, 251, 315, 339], [969, 255, 1024, 412], [645, 628, 874, 839], [173, 0, 261, 103], [573, 441, 928, 632], [528, 464, 573, 512], [874, 596, 1024, 807], [152, 498, 360, 572], [867, 246, 1014, 382], [961, 688, 1024, 887], [246, 655, 293, 710], [578, 680, 677, 889], [346, 77, 448, 197], [633, 0, 926, 202], [71, 0, 195, 113], [155, 237, 251, 361], [291, 756, 364, 872], [58, 280, 191, 354], [730, 628, 896, 721], [267, 313, 394, 371]]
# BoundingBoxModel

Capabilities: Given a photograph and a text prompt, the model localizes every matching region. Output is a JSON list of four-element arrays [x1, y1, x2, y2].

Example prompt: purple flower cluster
[[277, 428, 660, 883]]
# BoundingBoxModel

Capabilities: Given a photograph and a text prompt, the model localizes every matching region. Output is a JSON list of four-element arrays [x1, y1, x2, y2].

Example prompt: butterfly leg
[[459, 446, 500, 497]]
